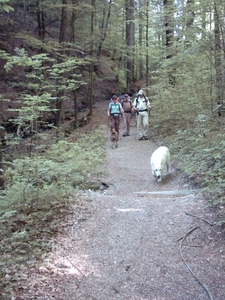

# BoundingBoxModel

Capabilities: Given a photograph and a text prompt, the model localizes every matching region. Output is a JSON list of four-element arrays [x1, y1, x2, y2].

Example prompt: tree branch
[[179, 226, 214, 300]]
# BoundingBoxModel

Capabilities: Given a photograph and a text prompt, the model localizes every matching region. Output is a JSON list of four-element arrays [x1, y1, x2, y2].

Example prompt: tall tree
[[36, 0, 45, 40], [70, 0, 78, 42], [96, 0, 112, 60], [125, 0, 135, 92], [213, 1, 223, 108], [163, 0, 174, 59], [89, 0, 95, 116], [56, 0, 68, 127], [70, 0, 78, 126], [184, 0, 195, 46], [0, 1, 14, 190], [145, 0, 150, 88], [59, 0, 68, 44], [137, 1, 144, 79], [0, 127, 5, 189], [163, 0, 175, 84]]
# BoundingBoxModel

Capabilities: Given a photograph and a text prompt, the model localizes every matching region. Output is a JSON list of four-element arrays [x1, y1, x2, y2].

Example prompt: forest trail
[[16, 101, 225, 300]]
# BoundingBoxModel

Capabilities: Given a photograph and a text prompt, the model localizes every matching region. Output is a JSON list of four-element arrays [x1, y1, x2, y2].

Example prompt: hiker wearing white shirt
[[132, 90, 152, 140]]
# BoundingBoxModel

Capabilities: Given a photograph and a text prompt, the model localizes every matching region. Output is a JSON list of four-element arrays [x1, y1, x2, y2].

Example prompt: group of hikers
[[107, 89, 152, 140]]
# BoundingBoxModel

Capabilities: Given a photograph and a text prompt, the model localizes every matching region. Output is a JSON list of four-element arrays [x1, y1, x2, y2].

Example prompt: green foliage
[[47, 57, 87, 93], [148, 25, 225, 209], [2, 48, 89, 147], [2, 129, 105, 205], [0, 1, 225, 294], [0, 0, 14, 13], [151, 83, 225, 206], [4, 49, 86, 95], [0, 127, 105, 295], [8, 93, 54, 135]]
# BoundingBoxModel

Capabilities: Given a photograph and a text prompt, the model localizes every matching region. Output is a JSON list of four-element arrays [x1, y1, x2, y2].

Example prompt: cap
[[138, 89, 144, 95], [112, 95, 117, 100], [124, 94, 129, 97]]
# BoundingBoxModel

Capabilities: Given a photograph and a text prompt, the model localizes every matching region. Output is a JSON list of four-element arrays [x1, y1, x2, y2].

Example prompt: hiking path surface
[[17, 101, 225, 300]]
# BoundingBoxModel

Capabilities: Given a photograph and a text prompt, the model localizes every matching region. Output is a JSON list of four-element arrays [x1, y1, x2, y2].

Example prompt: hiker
[[121, 94, 132, 136], [108, 95, 124, 134], [132, 89, 151, 140]]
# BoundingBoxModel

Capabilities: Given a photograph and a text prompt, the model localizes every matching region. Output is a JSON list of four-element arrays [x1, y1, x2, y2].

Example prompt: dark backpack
[[121, 99, 132, 110], [135, 95, 147, 104]]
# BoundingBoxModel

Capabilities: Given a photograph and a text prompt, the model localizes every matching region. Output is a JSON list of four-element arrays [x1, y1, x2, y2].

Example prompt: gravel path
[[17, 102, 225, 300]]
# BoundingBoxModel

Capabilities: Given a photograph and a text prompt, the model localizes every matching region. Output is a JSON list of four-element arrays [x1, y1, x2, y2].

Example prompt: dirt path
[[17, 101, 225, 300]]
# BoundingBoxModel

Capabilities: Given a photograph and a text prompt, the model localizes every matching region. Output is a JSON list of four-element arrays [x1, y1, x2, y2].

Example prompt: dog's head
[[111, 128, 118, 138], [154, 169, 162, 180], [111, 128, 118, 142]]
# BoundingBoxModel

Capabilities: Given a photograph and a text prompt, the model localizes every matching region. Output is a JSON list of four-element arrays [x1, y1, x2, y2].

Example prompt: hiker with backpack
[[132, 89, 152, 140], [121, 94, 132, 136], [108, 95, 124, 134]]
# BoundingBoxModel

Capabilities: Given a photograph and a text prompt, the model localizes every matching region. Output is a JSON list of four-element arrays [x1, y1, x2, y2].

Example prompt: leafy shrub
[[0, 127, 105, 295]]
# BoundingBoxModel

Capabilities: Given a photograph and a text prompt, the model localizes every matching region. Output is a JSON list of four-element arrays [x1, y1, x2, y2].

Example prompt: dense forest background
[[0, 0, 225, 295], [1, 0, 224, 195]]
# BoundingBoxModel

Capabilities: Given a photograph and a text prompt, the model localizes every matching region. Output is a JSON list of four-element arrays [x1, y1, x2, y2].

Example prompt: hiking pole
[[135, 111, 139, 141], [120, 113, 123, 139], [106, 116, 110, 140], [135, 122, 138, 141], [148, 107, 152, 140]]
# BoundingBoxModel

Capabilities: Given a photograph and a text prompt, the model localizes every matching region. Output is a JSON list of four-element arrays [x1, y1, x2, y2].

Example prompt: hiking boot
[[143, 136, 148, 140], [139, 137, 143, 140], [123, 134, 127, 137]]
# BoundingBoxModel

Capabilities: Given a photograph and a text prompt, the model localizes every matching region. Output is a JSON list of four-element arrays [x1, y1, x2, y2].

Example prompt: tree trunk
[[163, 0, 175, 84], [36, 0, 45, 41], [89, 0, 95, 116], [138, 2, 144, 79], [125, 0, 135, 93], [184, 0, 195, 46], [214, 1, 223, 112], [56, 0, 68, 127], [59, 0, 68, 44], [145, 0, 150, 88], [73, 90, 78, 128], [96, 0, 112, 60], [70, 0, 78, 42], [0, 160, 4, 190], [223, 4, 225, 90], [163, 0, 174, 58], [0, 128, 5, 189]]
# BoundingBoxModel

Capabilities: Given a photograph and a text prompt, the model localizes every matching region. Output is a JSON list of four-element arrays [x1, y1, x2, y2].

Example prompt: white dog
[[150, 146, 170, 182]]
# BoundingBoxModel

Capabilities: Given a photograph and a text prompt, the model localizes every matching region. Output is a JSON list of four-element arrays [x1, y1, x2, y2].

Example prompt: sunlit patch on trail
[[113, 207, 143, 212]]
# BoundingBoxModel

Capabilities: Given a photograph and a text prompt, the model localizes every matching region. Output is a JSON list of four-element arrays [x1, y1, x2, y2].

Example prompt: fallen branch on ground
[[179, 226, 214, 300], [184, 211, 214, 226]]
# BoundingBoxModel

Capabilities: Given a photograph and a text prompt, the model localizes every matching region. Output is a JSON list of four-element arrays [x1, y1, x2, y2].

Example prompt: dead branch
[[179, 226, 214, 300], [65, 256, 85, 277], [184, 211, 214, 226]]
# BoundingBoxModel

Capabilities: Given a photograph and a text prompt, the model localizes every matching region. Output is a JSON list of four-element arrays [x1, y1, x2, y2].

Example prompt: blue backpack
[[109, 102, 121, 115]]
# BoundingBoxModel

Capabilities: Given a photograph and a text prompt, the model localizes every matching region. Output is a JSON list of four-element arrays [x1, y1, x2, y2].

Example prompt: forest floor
[[12, 100, 225, 300]]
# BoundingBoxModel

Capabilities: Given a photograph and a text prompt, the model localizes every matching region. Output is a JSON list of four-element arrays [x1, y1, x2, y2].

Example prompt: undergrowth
[[150, 103, 225, 207], [0, 127, 106, 298]]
